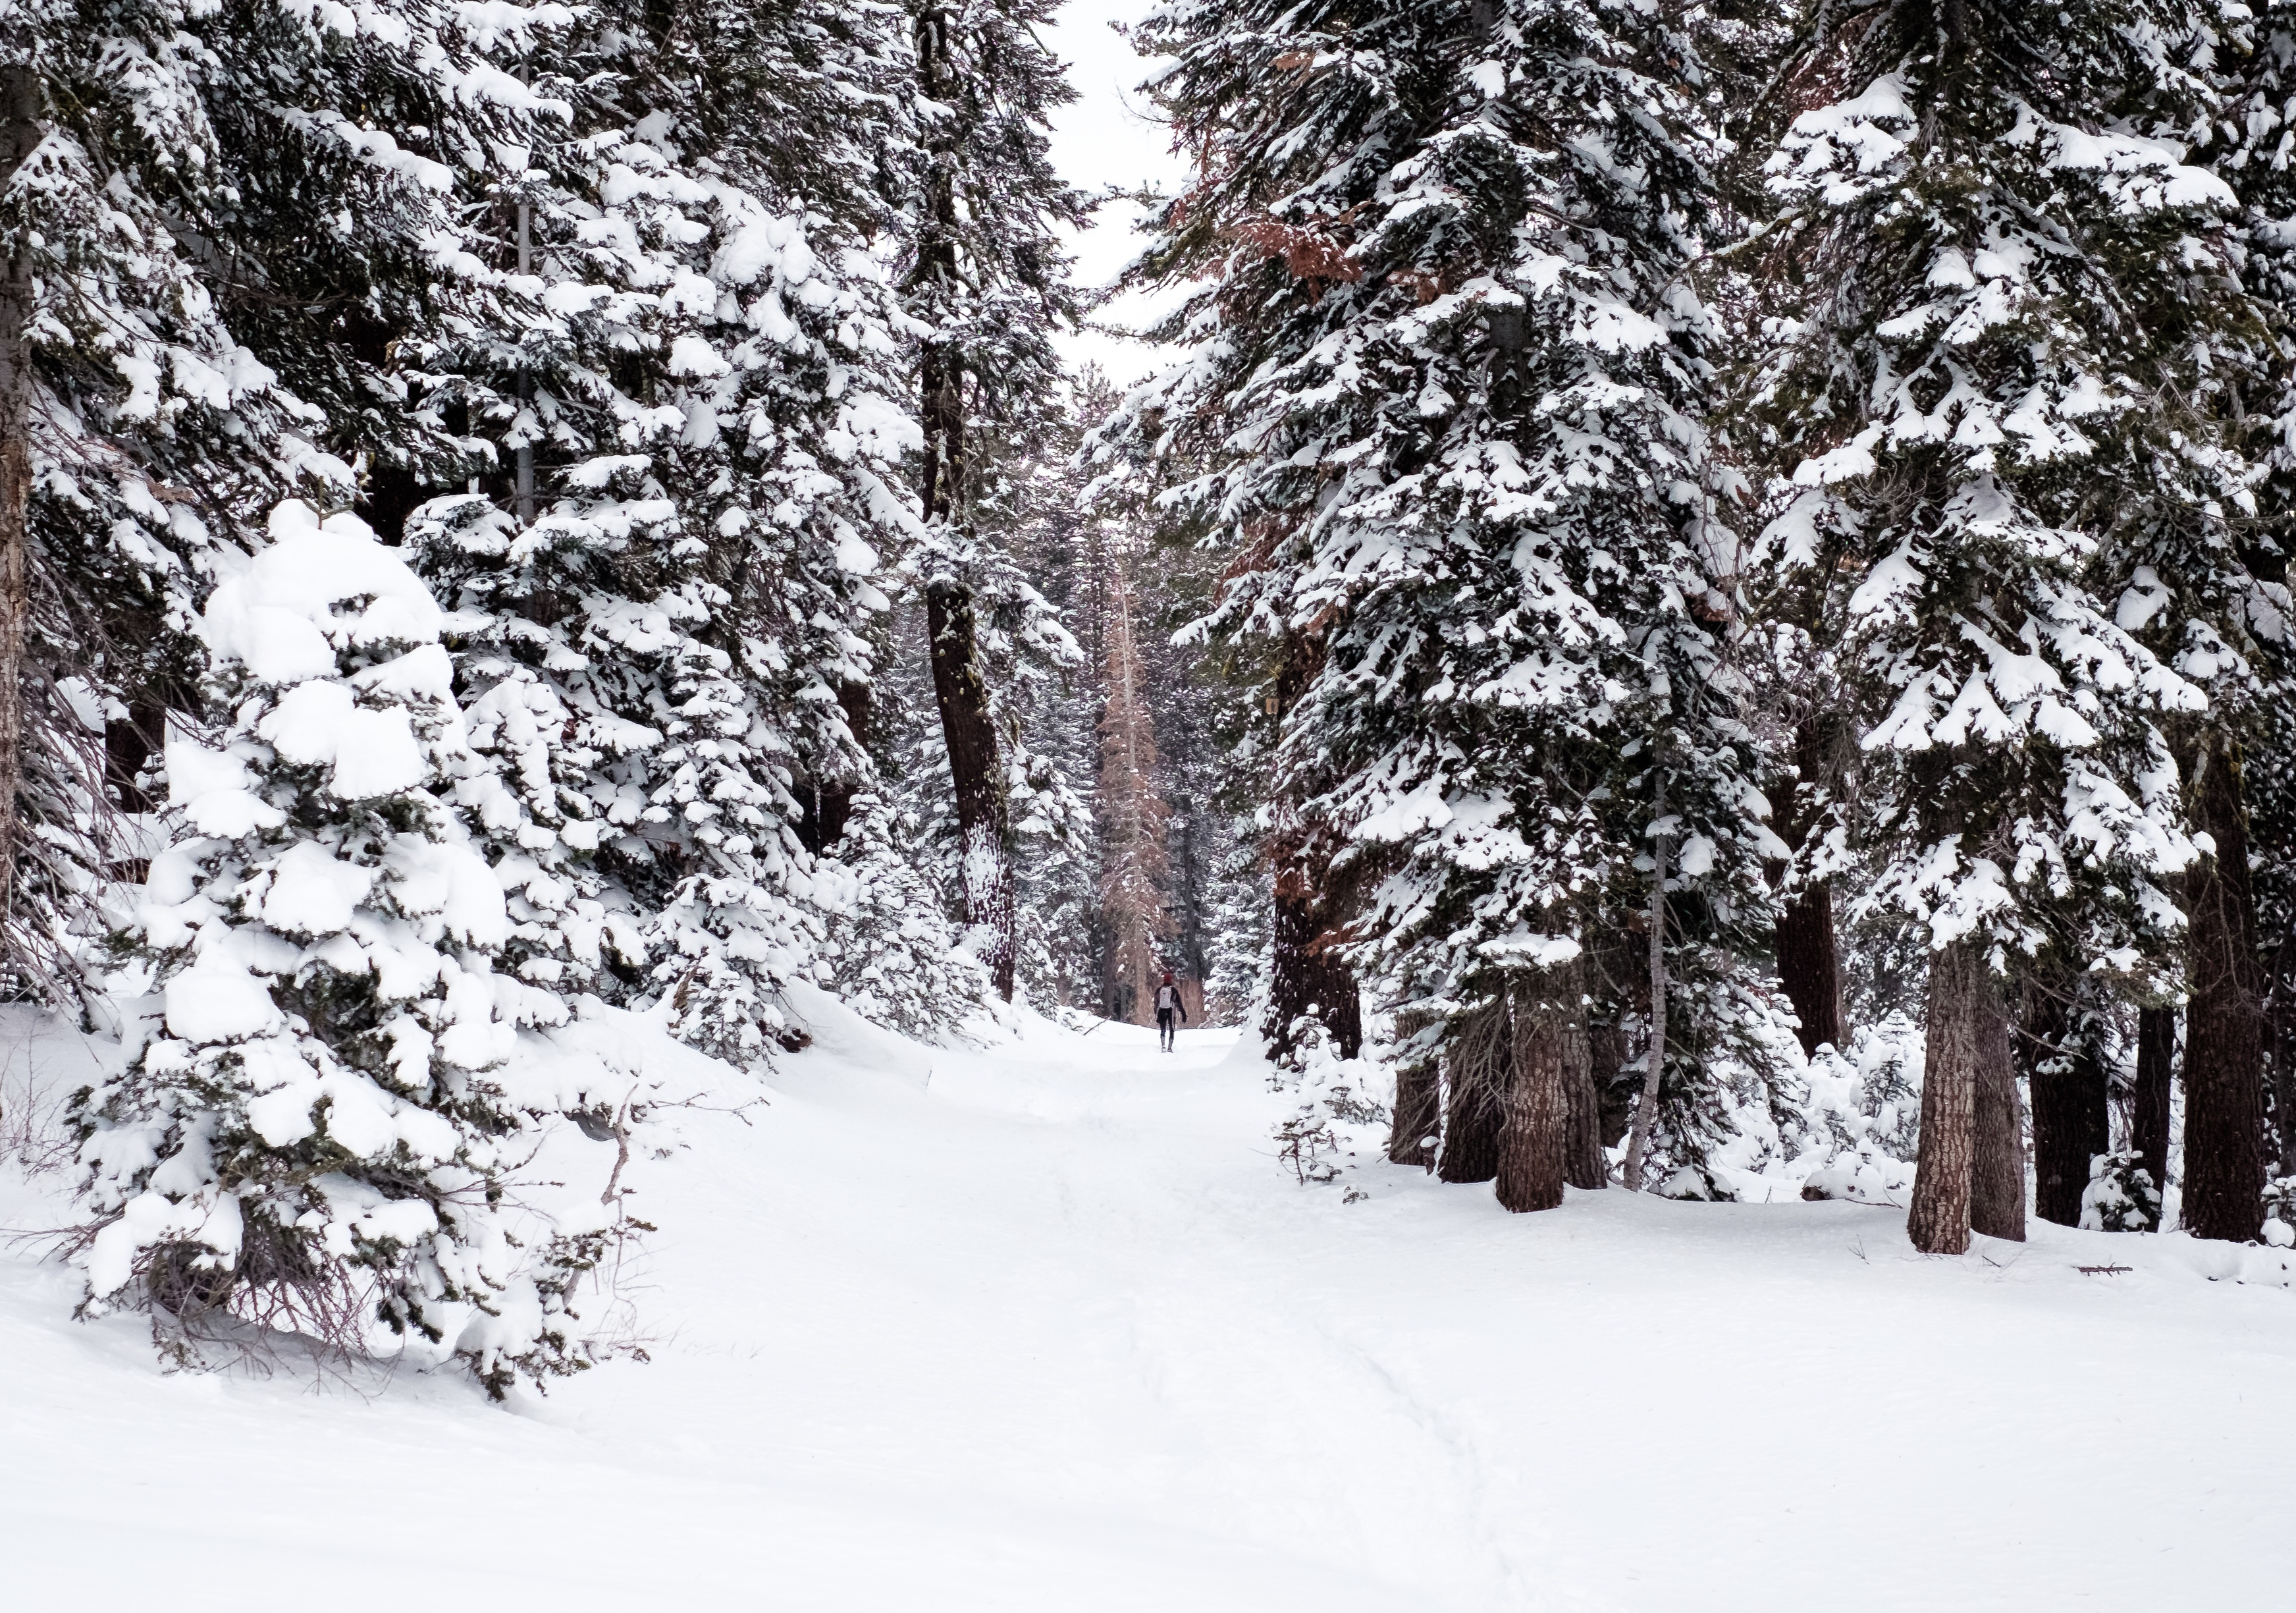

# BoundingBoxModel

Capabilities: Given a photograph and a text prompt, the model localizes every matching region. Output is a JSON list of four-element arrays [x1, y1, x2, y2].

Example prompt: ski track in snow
[[4, 1006, 2295, 1610]]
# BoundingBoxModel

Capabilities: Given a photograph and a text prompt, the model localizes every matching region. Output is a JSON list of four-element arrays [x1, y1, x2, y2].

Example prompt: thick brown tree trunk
[[1969, 977, 2026, 1242], [1562, 980, 1607, 1190], [2021, 975, 2105, 1228], [2183, 740, 2266, 1242], [1908, 943, 1985, 1253], [1497, 970, 1571, 1213], [0, 68, 41, 964], [1389, 1061, 1439, 1168], [1777, 886, 1845, 1056], [1438, 1001, 1507, 1184], [2131, 1005, 2176, 1200]]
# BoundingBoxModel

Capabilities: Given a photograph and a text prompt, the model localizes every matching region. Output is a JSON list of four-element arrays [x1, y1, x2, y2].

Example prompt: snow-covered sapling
[[74, 504, 611, 1394]]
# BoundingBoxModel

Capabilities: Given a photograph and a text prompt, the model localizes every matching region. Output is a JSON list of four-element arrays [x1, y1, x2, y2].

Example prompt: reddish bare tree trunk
[[2183, 740, 2266, 1242], [0, 67, 41, 965], [1970, 977, 2026, 1242], [1909, 943, 1984, 1254], [2131, 1005, 2176, 1202], [1497, 970, 1571, 1213]]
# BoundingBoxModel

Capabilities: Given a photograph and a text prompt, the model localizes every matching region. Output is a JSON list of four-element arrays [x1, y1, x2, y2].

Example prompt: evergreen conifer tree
[[75, 505, 604, 1394], [1756, 0, 2228, 1250], [1114, 0, 1775, 1195]]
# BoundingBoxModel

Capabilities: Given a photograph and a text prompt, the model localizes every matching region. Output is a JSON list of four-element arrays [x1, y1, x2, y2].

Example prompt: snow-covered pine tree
[[1113, 0, 1775, 1202], [1755, 0, 2227, 1251], [75, 504, 604, 1395], [0, 4, 319, 995], [900, 0, 1090, 1001], [2198, 0, 2296, 1226], [408, 0, 924, 1062]]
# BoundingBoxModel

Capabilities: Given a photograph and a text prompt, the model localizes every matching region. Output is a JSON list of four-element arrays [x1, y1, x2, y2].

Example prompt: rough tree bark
[[2182, 738, 2266, 1242], [2021, 974, 2105, 1228], [1388, 1006, 1440, 1168], [1969, 975, 2026, 1242], [1497, 968, 1572, 1213], [1908, 942, 1985, 1254], [0, 66, 42, 966], [1771, 718, 1845, 1057], [2131, 1004, 2176, 1203], [1438, 1000, 1507, 1184]]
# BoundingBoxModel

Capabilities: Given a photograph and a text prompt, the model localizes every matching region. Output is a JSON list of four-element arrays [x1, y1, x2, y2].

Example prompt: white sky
[[1040, 0, 1185, 385]]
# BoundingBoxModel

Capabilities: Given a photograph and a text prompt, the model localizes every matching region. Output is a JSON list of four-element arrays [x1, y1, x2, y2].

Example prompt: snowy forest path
[[6, 1007, 2296, 1609]]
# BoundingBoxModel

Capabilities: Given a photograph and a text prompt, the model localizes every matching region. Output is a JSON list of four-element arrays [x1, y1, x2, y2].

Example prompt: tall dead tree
[[1096, 564, 1172, 1023]]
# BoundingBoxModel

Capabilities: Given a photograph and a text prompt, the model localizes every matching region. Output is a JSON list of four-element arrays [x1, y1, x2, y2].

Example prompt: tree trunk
[[1908, 942, 1985, 1254], [1562, 981, 1607, 1190], [2131, 1004, 2176, 1202], [2183, 739, 2266, 1242], [2021, 975, 2104, 1228], [926, 577, 1014, 1000], [1264, 626, 1360, 1063], [1497, 970, 1572, 1213], [1268, 863, 1362, 1060], [1969, 975, 2026, 1242], [1770, 717, 1846, 1057], [1389, 1060, 1439, 1167], [910, 5, 1013, 1000], [1777, 885, 1845, 1057], [1389, 1006, 1440, 1168], [0, 67, 41, 966], [1622, 769, 1669, 1191], [1438, 1001, 1507, 1184]]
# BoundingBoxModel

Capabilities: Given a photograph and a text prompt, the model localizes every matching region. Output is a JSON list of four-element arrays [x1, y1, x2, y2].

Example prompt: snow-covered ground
[[5, 1002, 2294, 1610]]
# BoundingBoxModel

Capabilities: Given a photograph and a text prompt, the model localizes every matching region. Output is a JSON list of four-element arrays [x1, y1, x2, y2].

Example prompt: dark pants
[[1157, 1008, 1177, 1049]]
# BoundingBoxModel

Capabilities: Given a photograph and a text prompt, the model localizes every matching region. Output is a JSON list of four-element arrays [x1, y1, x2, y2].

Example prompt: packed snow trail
[[5, 1005, 2295, 1610]]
